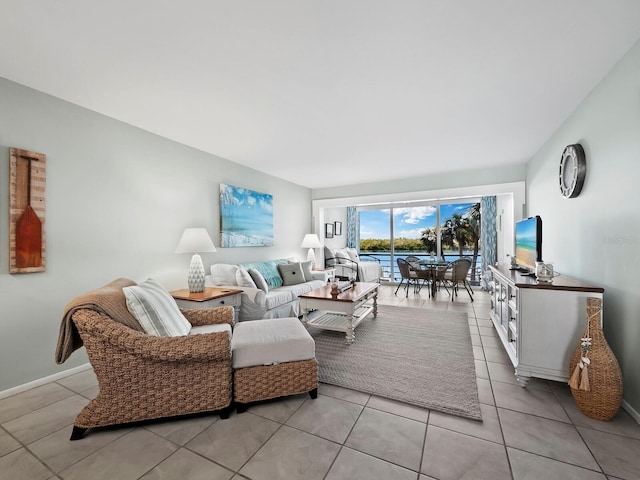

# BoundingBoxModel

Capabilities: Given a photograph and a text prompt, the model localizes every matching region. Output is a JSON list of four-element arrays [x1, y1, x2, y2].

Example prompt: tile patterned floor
[[1, 285, 639, 480]]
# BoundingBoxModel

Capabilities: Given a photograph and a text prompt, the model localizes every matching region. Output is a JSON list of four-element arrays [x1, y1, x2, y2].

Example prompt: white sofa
[[324, 247, 382, 283], [205, 259, 325, 322]]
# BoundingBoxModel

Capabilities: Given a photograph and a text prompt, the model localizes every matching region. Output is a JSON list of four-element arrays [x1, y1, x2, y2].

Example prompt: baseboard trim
[[0, 363, 91, 400], [1, 362, 639, 426], [623, 399, 640, 425]]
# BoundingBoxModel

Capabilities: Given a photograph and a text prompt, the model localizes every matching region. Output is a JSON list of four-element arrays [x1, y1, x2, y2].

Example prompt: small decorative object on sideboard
[[568, 297, 623, 421], [535, 262, 554, 282]]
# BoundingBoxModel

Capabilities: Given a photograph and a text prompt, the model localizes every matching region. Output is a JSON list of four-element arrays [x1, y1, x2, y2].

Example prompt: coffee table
[[299, 282, 379, 344]]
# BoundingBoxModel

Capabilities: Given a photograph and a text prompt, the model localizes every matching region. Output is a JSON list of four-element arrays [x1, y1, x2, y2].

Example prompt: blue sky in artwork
[[359, 203, 473, 239], [220, 184, 273, 239]]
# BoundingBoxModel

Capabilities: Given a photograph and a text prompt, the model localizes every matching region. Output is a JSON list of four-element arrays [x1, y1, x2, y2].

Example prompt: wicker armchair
[[406, 256, 433, 296], [69, 305, 234, 440], [443, 257, 474, 301], [395, 258, 419, 296]]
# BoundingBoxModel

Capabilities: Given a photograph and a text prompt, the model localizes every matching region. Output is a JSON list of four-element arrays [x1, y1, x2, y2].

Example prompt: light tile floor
[[1, 286, 639, 480]]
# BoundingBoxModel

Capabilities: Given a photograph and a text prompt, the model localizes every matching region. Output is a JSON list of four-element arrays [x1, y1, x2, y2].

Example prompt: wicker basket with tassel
[[568, 297, 622, 421]]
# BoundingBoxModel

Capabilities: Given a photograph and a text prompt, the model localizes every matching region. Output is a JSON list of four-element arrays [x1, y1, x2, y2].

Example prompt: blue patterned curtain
[[480, 196, 497, 290], [346, 206, 358, 248]]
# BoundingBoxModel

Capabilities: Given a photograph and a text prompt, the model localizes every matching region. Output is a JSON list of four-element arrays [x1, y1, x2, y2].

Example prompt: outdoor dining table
[[417, 259, 450, 297]]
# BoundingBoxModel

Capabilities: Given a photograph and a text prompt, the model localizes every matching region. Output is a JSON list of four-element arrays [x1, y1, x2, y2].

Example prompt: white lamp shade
[[175, 228, 217, 254], [300, 234, 322, 249], [301, 233, 322, 268]]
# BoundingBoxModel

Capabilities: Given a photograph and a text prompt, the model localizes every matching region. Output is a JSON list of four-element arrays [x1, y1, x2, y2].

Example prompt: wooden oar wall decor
[[9, 148, 46, 273]]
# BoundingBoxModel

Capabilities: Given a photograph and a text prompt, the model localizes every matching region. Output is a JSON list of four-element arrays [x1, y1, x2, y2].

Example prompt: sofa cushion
[[299, 260, 313, 282], [264, 289, 294, 310], [278, 280, 325, 297], [123, 278, 191, 337], [241, 259, 289, 288], [210, 264, 240, 286], [249, 268, 269, 293], [231, 317, 315, 369], [277, 283, 310, 298], [236, 265, 257, 288], [278, 263, 305, 286]]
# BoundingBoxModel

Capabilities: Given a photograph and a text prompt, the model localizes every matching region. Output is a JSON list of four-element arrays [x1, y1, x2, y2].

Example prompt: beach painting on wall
[[220, 184, 274, 247]]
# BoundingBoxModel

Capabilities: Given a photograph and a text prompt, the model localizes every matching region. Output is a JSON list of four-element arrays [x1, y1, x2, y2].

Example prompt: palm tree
[[442, 213, 468, 257], [420, 227, 437, 253]]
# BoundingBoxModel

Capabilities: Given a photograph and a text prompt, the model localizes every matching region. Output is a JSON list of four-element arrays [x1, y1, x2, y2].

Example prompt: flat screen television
[[514, 216, 542, 273]]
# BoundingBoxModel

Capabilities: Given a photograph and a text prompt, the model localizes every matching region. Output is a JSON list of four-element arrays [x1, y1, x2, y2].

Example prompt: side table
[[311, 268, 336, 284], [171, 287, 242, 322]]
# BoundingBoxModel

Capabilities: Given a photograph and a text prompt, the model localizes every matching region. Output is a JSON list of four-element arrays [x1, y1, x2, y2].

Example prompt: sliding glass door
[[440, 202, 481, 282], [358, 208, 391, 279], [358, 201, 481, 283]]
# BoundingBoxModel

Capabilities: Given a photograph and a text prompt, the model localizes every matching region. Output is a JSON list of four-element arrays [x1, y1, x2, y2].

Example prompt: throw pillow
[[299, 260, 314, 282], [241, 259, 287, 288], [210, 264, 240, 286], [122, 278, 191, 337], [334, 249, 351, 264], [249, 268, 269, 293], [345, 247, 360, 263], [324, 246, 336, 267], [278, 263, 305, 286], [236, 265, 257, 288]]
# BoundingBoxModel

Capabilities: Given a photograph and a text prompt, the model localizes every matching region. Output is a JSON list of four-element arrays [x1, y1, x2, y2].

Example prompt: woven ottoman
[[232, 317, 318, 413]]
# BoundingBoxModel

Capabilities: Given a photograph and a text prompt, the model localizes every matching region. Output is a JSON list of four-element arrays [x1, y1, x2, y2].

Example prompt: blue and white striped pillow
[[123, 278, 191, 337]]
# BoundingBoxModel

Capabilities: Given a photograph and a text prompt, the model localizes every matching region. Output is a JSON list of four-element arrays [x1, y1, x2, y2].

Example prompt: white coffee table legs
[[300, 283, 379, 344], [346, 313, 355, 344]]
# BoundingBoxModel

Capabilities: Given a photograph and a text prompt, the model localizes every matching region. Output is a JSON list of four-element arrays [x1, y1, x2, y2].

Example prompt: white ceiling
[[2, 1, 640, 189]]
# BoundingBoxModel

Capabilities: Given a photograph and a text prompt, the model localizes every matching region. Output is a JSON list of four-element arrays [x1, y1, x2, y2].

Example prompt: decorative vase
[[568, 297, 623, 421]]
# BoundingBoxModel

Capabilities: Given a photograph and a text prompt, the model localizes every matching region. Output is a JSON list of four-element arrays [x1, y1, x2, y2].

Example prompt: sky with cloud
[[359, 203, 473, 239]]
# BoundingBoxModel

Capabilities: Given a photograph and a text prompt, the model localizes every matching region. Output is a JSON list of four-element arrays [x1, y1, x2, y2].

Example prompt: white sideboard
[[489, 265, 604, 386]]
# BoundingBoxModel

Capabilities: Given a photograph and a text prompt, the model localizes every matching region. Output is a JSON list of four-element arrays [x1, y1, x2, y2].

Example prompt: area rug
[[309, 305, 482, 420]]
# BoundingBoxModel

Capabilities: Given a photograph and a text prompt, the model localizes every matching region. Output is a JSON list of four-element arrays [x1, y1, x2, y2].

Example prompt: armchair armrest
[[181, 306, 234, 327], [73, 310, 231, 363]]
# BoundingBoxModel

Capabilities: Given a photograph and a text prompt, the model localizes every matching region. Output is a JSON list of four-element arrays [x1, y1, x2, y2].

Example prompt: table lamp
[[175, 228, 217, 292], [300, 233, 322, 268]]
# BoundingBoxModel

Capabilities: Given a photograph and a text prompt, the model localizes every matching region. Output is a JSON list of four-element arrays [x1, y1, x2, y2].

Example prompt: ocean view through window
[[359, 202, 482, 283]]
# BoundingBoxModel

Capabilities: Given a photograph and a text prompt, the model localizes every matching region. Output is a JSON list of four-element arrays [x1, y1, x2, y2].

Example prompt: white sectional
[[205, 260, 325, 321]]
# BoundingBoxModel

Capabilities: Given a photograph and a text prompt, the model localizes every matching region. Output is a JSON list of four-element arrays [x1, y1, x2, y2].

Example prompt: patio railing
[[360, 252, 482, 284]]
